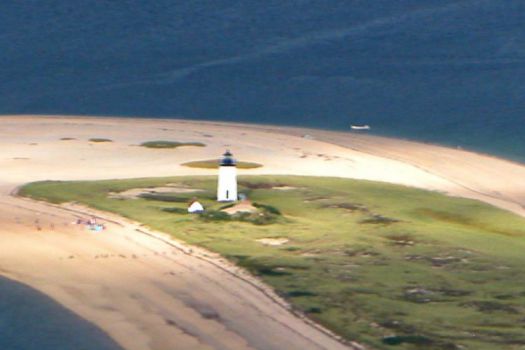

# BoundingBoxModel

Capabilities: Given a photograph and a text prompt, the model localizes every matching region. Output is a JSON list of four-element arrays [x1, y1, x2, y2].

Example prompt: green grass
[[19, 176, 525, 350], [88, 138, 113, 143], [182, 159, 262, 169], [140, 140, 206, 148]]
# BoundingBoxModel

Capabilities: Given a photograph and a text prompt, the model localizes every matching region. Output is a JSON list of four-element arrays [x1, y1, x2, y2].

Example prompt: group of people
[[75, 217, 106, 232]]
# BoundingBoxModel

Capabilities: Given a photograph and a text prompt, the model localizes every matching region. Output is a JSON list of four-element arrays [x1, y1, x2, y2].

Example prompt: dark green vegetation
[[181, 159, 262, 169], [88, 138, 113, 143], [140, 141, 206, 149], [200, 205, 281, 226], [20, 176, 525, 349]]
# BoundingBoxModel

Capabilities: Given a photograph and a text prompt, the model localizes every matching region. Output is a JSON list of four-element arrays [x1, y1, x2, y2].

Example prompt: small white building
[[217, 150, 238, 202], [188, 201, 204, 213]]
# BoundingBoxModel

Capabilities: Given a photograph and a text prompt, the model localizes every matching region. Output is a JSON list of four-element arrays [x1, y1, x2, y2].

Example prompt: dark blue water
[[0, 277, 123, 350], [0, 1, 523, 162]]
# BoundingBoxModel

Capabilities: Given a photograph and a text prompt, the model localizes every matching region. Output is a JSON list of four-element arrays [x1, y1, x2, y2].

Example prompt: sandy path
[[0, 115, 524, 350]]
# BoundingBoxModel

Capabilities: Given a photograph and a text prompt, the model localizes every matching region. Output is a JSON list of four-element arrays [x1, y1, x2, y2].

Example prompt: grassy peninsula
[[20, 176, 525, 349]]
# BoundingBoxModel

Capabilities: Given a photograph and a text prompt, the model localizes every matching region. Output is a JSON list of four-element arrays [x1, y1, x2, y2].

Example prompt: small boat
[[350, 125, 371, 130]]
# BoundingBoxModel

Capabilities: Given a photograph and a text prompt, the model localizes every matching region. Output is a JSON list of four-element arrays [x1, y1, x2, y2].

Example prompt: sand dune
[[0, 115, 524, 350]]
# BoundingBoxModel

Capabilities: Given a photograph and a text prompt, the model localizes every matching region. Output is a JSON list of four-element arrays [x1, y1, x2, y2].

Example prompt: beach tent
[[188, 201, 204, 213]]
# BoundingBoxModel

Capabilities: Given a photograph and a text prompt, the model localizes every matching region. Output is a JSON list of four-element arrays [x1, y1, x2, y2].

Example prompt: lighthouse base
[[217, 166, 238, 202]]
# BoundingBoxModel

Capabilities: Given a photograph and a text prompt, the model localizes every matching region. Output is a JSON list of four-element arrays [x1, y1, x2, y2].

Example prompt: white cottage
[[217, 150, 238, 202], [188, 201, 204, 213]]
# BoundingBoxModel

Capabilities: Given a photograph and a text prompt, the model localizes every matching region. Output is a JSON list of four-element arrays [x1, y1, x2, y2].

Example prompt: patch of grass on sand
[[182, 159, 262, 169], [60, 137, 76, 141], [20, 176, 525, 350], [140, 141, 205, 149], [88, 138, 113, 143]]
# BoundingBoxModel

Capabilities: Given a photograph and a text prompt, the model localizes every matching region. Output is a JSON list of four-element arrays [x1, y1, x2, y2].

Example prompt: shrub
[[286, 290, 317, 297], [199, 210, 231, 222], [360, 214, 399, 225], [229, 210, 279, 225], [219, 203, 236, 210], [198, 205, 280, 225], [253, 202, 281, 215], [238, 181, 287, 189], [89, 138, 113, 143], [305, 307, 322, 314], [139, 193, 189, 202], [162, 207, 187, 214], [140, 141, 205, 148], [382, 336, 433, 346]]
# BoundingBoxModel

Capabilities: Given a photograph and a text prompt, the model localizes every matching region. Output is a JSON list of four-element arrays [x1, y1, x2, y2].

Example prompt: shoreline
[[4, 113, 523, 167], [11, 191, 355, 350], [22, 193, 352, 347], [1, 115, 524, 349], [0, 184, 353, 350]]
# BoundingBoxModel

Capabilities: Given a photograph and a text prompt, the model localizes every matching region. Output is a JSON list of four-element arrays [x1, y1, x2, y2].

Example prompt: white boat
[[350, 125, 371, 130]]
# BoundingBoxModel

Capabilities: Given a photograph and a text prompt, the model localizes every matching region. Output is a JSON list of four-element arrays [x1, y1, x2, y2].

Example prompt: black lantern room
[[220, 150, 237, 166]]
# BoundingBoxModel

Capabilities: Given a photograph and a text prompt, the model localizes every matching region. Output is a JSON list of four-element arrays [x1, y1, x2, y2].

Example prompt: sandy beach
[[1, 115, 524, 350]]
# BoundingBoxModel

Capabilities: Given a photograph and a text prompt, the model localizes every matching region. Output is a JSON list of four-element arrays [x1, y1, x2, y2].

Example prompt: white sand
[[221, 201, 258, 215], [256, 238, 290, 246], [1, 115, 524, 350]]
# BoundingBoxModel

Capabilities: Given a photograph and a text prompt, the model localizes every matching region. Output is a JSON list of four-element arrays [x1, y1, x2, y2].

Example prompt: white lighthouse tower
[[217, 150, 238, 202]]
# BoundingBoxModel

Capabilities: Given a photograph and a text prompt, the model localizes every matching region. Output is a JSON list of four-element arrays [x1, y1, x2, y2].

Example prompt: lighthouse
[[217, 150, 238, 202]]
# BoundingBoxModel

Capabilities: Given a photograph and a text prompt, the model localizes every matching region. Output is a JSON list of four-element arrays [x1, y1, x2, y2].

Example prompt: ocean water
[[0, 277, 123, 350], [0, 1, 523, 162]]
